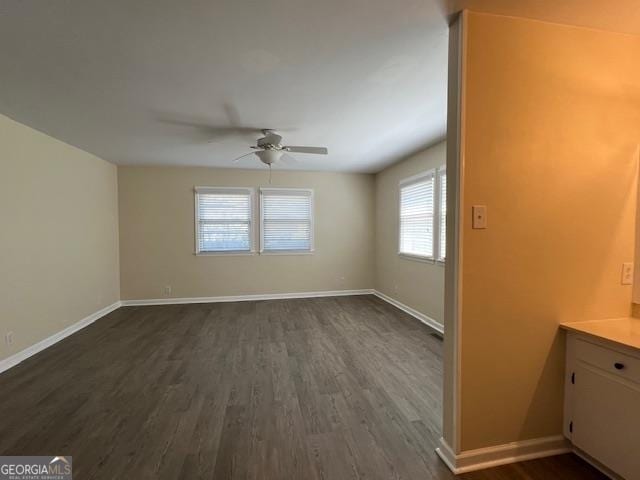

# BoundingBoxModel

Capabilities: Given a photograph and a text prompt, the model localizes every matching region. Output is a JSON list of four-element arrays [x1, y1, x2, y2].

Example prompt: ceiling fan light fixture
[[255, 149, 283, 165]]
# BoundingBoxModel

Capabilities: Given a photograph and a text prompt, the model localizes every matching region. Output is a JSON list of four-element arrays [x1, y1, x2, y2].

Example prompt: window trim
[[436, 165, 447, 264], [193, 186, 256, 255], [398, 167, 447, 265], [259, 187, 315, 255]]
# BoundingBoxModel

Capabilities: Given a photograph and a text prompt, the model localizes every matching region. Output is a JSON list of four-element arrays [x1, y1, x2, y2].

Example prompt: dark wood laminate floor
[[0, 295, 605, 479]]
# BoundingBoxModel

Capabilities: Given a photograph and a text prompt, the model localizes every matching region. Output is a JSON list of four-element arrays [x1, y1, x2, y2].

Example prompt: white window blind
[[261, 188, 314, 252], [438, 167, 447, 261], [194, 187, 254, 253], [399, 171, 435, 258]]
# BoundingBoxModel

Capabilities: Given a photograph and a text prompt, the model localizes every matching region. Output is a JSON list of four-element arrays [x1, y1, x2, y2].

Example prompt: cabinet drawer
[[573, 363, 640, 480], [575, 338, 640, 385]]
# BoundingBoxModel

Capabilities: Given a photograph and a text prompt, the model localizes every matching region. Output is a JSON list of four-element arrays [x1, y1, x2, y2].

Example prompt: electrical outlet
[[621, 263, 633, 285], [5, 332, 14, 347], [164, 285, 172, 297]]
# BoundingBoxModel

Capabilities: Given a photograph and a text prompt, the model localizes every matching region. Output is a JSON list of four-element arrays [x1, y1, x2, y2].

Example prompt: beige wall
[[0, 114, 120, 362], [118, 167, 375, 299], [459, 12, 640, 450], [375, 141, 446, 325]]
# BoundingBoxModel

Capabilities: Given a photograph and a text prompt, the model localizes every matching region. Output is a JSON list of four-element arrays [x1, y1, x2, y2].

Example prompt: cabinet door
[[573, 362, 640, 479]]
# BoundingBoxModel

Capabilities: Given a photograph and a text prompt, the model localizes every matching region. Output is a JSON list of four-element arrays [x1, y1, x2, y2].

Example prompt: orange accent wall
[[460, 11, 640, 450]]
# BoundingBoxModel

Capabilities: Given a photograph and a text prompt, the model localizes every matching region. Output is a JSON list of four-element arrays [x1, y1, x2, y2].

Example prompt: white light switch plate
[[621, 263, 633, 285], [472, 205, 487, 229]]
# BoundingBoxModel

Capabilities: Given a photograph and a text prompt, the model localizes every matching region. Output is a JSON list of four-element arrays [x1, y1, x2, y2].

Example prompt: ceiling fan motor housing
[[257, 130, 283, 149]]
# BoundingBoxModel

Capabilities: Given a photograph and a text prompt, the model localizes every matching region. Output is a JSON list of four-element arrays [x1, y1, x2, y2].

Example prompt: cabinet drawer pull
[[614, 362, 625, 370]]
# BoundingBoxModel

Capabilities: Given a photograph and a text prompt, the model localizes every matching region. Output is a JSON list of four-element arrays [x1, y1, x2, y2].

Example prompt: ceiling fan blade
[[208, 126, 264, 137], [155, 112, 264, 142], [284, 146, 328, 155], [164, 121, 263, 141], [232, 152, 257, 163], [222, 104, 266, 143]]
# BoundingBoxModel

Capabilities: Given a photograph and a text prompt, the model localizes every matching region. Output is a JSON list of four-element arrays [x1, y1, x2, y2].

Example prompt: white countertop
[[560, 317, 640, 351]]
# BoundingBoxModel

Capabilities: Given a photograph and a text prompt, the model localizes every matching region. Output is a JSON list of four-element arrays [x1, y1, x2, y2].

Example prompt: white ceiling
[[2, 1, 637, 173], [0, 0, 449, 173]]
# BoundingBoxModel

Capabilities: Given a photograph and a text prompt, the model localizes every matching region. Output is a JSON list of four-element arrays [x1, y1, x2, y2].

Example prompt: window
[[260, 188, 314, 253], [194, 187, 254, 254], [399, 166, 446, 262], [399, 171, 435, 258], [438, 167, 447, 261]]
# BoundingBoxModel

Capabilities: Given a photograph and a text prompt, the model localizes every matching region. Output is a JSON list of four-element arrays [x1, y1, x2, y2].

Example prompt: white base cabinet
[[564, 333, 640, 479]]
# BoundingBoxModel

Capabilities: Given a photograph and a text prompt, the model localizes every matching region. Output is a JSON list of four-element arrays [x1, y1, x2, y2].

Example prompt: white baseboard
[[121, 290, 446, 339], [372, 290, 444, 334], [0, 301, 122, 375], [120, 289, 375, 306], [435, 435, 571, 474], [0, 289, 440, 375], [435, 438, 460, 473]]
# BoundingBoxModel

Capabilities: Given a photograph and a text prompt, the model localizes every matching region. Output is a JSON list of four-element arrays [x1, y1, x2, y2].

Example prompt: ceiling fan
[[233, 129, 328, 166]]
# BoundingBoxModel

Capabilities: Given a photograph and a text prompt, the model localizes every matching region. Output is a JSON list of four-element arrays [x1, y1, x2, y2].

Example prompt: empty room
[[1, 1, 639, 479]]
